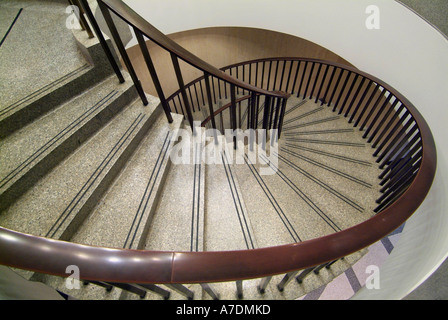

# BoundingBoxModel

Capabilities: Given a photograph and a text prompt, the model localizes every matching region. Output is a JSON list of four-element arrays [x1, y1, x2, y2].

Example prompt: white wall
[[123, 0, 448, 299]]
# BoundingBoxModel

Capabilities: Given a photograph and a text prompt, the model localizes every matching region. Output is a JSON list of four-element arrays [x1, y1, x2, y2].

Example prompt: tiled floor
[[298, 224, 404, 300]]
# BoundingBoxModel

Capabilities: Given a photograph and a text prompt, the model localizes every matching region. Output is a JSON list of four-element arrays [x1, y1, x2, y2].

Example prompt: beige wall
[[125, 26, 353, 98]]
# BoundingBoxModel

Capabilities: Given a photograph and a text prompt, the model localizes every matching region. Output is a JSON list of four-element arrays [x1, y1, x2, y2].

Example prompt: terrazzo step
[[0, 1, 119, 138], [0, 95, 161, 243], [203, 136, 259, 253], [144, 127, 205, 253], [69, 112, 183, 251], [0, 73, 137, 212], [133, 128, 206, 301]]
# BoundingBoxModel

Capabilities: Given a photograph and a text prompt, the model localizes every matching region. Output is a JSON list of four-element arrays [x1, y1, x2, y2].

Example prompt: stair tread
[[0, 74, 134, 196], [0, 2, 89, 111], [0, 96, 161, 239], [70, 112, 183, 249], [144, 130, 205, 252], [204, 139, 258, 252]]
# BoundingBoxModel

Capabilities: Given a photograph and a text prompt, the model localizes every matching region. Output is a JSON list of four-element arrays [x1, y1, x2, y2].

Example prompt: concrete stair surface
[[0, 0, 394, 301]]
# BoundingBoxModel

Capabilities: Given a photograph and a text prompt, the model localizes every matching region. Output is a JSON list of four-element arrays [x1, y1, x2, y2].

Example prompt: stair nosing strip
[[276, 153, 365, 212], [221, 151, 256, 250], [124, 131, 173, 249], [46, 113, 146, 238], [283, 143, 372, 166], [279, 147, 372, 188], [244, 155, 302, 243], [0, 90, 119, 190], [259, 154, 341, 233], [0, 63, 91, 117]]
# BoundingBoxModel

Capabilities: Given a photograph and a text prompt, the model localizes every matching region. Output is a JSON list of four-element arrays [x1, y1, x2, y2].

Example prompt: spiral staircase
[[0, 0, 439, 300]]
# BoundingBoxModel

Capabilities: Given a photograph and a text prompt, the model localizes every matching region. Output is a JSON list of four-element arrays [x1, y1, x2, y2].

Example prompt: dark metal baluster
[[272, 98, 282, 130], [277, 98, 288, 139], [204, 73, 217, 130], [107, 282, 146, 298], [353, 83, 381, 127], [381, 149, 422, 189], [367, 99, 399, 143], [187, 86, 195, 113], [84, 280, 113, 291], [295, 267, 316, 284], [165, 284, 194, 300], [378, 121, 418, 167], [261, 61, 266, 89], [272, 60, 280, 91], [333, 70, 351, 112], [267, 61, 273, 91], [297, 61, 309, 98], [170, 53, 194, 129], [322, 65, 337, 105], [359, 87, 386, 130], [98, 1, 147, 104], [230, 84, 237, 149], [328, 68, 344, 107], [258, 276, 272, 294], [304, 62, 316, 99], [372, 104, 406, 148], [236, 280, 243, 299], [344, 77, 367, 117], [193, 82, 201, 111], [291, 60, 301, 95], [134, 28, 173, 122], [79, 0, 124, 83], [279, 60, 287, 92], [363, 93, 393, 138], [373, 111, 411, 156], [277, 271, 299, 291], [262, 96, 272, 131], [315, 64, 329, 103], [285, 60, 294, 94], [349, 79, 373, 123], [375, 165, 419, 212], [338, 74, 359, 115], [379, 139, 422, 182]]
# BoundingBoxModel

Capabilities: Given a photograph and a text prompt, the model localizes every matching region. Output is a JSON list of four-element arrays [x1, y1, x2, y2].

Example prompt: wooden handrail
[[100, 0, 289, 100], [0, 55, 437, 284]]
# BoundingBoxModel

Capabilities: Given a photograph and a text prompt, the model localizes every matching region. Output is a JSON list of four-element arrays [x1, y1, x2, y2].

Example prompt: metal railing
[[0, 0, 437, 299]]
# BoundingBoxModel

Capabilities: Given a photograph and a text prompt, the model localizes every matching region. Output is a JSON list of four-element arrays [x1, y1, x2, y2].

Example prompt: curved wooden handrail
[[100, 0, 289, 101], [0, 54, 437, 284]]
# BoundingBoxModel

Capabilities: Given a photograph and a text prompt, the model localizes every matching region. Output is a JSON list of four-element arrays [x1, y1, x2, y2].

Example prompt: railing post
[[230, 84, 237, 149], [277, 271, 298, 292], [204, 73, 217, 130], [97, 0, 148, 105], [170, 53, 194, 130], [78, 0, 124, 83], [236, 280, 243, 299], [134, 27, 173, 123], [138, 283, 171, 300], [262, 95, 272, 131], [277, 97, 288, 139], [165, 284, 194, 300], [258, 276, 272, 294], [295, 266, 316, 284], [200, 283, 220, 300]]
